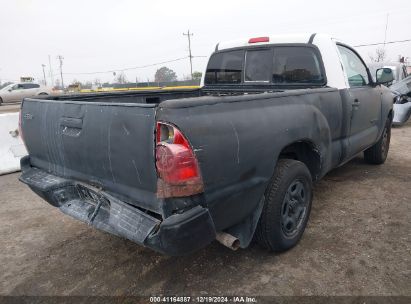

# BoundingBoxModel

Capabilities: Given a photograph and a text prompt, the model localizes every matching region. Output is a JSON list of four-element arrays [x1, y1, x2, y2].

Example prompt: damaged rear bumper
[[19, 157, 216, 256]]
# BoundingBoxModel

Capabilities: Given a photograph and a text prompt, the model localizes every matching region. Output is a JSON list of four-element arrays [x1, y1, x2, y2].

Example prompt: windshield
[[0, 84, 14, 91], [205, 46, 325, 86]]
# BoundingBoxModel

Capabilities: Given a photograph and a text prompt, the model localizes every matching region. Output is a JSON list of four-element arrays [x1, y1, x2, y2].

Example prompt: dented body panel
[[21, 98, 161, 213], [158, 88, 343, 230]]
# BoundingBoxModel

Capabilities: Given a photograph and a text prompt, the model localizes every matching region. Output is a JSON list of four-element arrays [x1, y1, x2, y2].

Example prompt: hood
[[390, 76, 411, 96]]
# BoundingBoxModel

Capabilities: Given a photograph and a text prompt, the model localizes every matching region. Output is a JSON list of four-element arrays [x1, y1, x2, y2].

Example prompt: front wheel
[[255, 159, 313, 252], [0, 97, 3, 106], [364, 118, 391, 164]]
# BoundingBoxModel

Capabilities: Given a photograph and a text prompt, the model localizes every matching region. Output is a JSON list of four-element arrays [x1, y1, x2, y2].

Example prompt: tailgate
[[21, 98, 159, 212]]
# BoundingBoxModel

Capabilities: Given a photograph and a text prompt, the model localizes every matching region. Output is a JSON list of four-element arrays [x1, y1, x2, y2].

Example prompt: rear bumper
[[19, 156, 216, 256]]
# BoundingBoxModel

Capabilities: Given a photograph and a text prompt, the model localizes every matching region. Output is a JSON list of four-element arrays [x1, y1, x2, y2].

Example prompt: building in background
[[20, 77, 34, 83]]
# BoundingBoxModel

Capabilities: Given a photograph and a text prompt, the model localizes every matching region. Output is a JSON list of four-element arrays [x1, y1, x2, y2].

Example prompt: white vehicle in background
[[390, 75, 411, 126], [0, 83, 53, 105], [368, 62, 408, 84]]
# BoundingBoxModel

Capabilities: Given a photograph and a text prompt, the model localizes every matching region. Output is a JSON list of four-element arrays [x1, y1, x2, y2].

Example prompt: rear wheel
[[0, 97, 3, 106], [255, 159, 313, 252], [364, 118, 391, 164], [38, 92, 48, 96]]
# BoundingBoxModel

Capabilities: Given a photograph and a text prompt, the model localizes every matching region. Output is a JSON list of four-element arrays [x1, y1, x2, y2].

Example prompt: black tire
[[364, 118, 391, 165], [0, 97, 3, 106], [255, 159, 313, 252], [38, 92, 48, 96]]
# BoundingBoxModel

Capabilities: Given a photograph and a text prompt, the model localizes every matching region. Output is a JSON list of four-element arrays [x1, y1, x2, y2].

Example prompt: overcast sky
[[1, 0, 410, 85]]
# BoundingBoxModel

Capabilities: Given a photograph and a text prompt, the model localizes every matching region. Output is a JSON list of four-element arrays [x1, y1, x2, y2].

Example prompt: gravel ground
[[0, 121, 410, 297]]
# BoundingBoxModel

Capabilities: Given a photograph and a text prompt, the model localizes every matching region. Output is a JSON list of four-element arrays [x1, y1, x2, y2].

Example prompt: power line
[[354, 39, 411, 47], [383, 13, 389, 48], [63, 56, 189, 75], [50, 37, 411, 80]]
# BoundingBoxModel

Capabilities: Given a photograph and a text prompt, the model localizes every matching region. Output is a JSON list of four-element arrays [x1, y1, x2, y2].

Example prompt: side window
[[337, 45, 369, 87], [22, 83, 39, 89], [11, 84, 19, 90]]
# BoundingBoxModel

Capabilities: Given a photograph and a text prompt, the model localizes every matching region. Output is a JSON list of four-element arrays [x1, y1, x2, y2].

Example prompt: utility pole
[[48, 55, 54, 86], [41, 64, 47, 86], [57, 55, 64, 89], [183, 30, 194, 79], [383, 13, 389, 50]]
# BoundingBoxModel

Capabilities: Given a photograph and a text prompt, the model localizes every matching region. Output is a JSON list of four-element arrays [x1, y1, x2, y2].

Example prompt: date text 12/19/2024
[[149, 296, 257, 303]]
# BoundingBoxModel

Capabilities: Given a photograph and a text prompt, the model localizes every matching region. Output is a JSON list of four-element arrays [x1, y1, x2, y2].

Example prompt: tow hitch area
[[19, 167, 160, 245], [19, 162, 217, 255]]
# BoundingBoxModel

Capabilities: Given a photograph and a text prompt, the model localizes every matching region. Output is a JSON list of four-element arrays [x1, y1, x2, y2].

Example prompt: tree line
[[67, 66, 202, 89]]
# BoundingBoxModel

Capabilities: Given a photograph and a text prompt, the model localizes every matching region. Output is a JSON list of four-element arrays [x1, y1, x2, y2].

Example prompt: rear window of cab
[[204, 46, 326, 86]]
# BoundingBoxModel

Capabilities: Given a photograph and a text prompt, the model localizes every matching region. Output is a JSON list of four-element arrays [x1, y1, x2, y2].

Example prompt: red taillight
[[156, 144, 199, 180], [155, 122, 203, 198], [248, 37, 269, 44]]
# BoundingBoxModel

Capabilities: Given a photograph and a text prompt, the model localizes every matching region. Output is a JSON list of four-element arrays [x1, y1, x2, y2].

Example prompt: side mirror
[[376, 68, 394, 85], [8, 89, 12, 92]]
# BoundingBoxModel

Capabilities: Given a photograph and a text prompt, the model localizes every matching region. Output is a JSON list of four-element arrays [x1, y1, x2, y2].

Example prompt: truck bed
[[20, 88, 201, 215]]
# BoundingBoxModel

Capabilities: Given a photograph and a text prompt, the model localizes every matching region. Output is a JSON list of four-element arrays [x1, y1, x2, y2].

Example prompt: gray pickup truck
[[19, 33, 394, 255]]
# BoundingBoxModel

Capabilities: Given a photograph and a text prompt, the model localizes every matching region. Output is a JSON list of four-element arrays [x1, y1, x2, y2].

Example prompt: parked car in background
[[390, 75, 411, 126], [368, 62, 408, 84], [368, 63, 411, 126], [0, 83, 53, 105]]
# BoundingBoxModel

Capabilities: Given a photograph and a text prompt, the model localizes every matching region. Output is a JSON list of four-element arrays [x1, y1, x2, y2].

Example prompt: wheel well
[[278, 141, 322, 181]]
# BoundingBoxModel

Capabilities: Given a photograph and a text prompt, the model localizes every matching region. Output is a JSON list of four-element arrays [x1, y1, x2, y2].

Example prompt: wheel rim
[[281, 179, 308, 237]]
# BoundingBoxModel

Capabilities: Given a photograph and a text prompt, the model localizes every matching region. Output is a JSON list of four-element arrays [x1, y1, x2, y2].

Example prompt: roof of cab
[[216, 33, 333, 51]]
